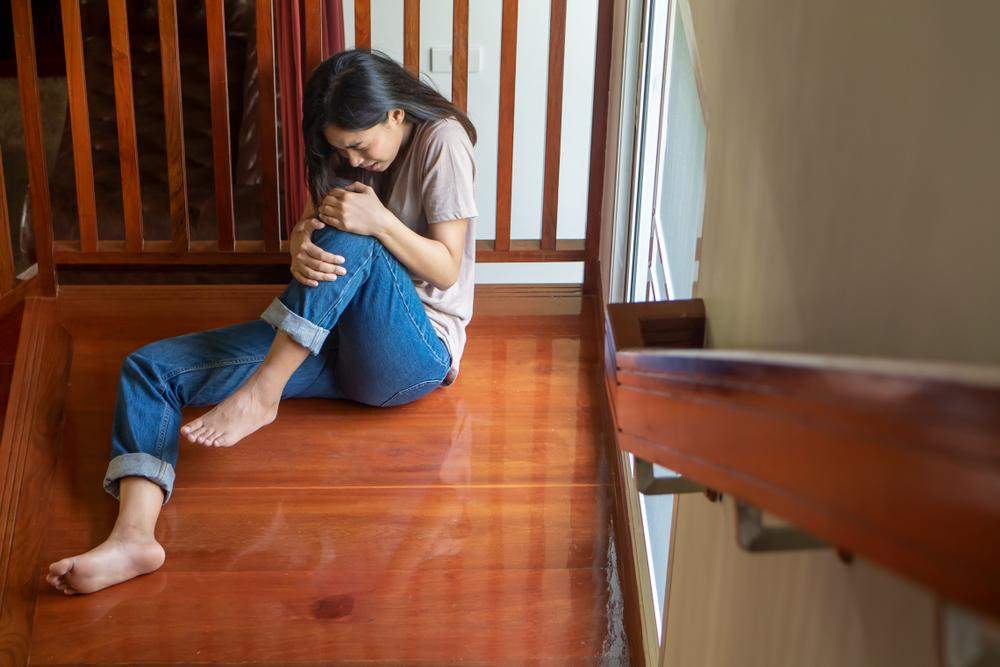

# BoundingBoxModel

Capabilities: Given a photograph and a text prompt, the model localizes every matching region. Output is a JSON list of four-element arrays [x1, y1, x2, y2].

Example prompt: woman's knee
[[311, 225, 382, 255]]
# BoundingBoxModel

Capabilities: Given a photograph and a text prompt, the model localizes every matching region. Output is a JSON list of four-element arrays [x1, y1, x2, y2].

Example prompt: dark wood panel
[[582, 0, 615, 295], [452, 0, 469, 110], [255, 0, 282, 252], [0, 146, 15, 293], [206, 0, 236, 252], [10, 0, 57, 295], [541, 0, 567, 252], [58, 0, 98, 254], [475, 238, 586, 262], [53, 240, 587, 264], [157, 0, 191, 253], [355, 0, 371, 49], [108, 0, 144, 253], [494, 0, 517, 253], [404, 0, 420, 74]]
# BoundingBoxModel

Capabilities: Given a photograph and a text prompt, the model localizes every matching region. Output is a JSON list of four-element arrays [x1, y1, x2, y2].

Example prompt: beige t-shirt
[[382, 116, 478, 385]]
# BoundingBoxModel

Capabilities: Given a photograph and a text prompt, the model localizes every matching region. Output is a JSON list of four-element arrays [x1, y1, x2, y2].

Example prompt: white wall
[[661, 1, 1000, 665], [342, 0, 598, 284]]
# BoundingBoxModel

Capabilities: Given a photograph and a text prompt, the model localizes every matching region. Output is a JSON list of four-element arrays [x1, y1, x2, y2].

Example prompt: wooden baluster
[[0, 146, 15, 294], [59, 0, 98, 254], [108, 0, 144, 254], [157, 0, 190, 253], [256, 0, 281, 252], [541, 0, 566, 252], [206, 0, 236, 252], [583, 0, 614, 294], [304, 0, 323, 74], [355, 0, 371, 49], [494, 0, 517, 254], [404, 0, 420, 75], [11, 0, 56, 295], [452, 0, 469, 110]]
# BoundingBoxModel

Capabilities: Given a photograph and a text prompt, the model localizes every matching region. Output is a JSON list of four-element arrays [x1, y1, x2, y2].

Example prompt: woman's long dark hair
[[302, 48, 477, 207]]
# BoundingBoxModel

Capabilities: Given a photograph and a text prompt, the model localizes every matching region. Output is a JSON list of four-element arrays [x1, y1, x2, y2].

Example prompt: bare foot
[[46, 534, 166, 595], [180, 373, 281, 448]]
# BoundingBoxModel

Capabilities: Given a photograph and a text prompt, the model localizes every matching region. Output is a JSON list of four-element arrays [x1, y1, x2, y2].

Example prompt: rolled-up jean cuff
[[260, 297, 330, 356], [104, 452, 176, 505]]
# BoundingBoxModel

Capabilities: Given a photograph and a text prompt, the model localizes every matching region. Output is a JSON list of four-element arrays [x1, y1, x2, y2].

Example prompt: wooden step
[[14, 284, 619, 664], [0, 298, 73, 666]]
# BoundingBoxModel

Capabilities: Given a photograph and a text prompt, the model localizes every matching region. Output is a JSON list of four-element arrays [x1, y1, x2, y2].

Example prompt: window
[[621, 0, 707, 641]]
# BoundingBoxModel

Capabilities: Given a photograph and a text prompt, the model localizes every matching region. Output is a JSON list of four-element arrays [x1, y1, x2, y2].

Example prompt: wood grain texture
[[53, 239, 587, 264], [355, 0, 371, 49], [156, 0, 190, 253], [541, 0, 567, 252], [255, 0, 282, 252], [494, 0, 518, 253], [404, 0, 420, 75], [205, 0, 236, 252], [607, 302, 1000, 617], [58, 0, 98, 254], [582, 0, 615, 295], [0, 146, 15, 294], [10, 0, 56, 295], [0, 298, 72, 664], [108, 0, 144, 253], [24, 284, 616, 664], [452, 0, 469, 110]]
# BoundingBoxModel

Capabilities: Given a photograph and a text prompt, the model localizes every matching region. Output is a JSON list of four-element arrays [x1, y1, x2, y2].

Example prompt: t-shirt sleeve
[[420, 120, 479, 224]]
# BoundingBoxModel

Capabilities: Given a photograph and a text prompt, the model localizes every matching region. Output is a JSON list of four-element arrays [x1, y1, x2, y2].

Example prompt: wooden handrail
[[605, 299, 1000, 618]]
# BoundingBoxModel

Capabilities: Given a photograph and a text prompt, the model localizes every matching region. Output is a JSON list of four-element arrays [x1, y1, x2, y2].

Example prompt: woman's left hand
[[317, 182, 390, 237]]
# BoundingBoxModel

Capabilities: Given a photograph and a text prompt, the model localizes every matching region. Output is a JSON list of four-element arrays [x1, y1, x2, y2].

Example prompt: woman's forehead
[[323, 123, 376, 148]]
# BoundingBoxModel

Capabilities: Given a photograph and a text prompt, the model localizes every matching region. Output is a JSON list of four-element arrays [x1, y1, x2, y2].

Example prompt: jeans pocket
[[379, 378, 443, 407]]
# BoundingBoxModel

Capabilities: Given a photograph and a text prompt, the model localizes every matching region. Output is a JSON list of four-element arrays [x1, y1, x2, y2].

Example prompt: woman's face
[[323, 108, 410, 173]]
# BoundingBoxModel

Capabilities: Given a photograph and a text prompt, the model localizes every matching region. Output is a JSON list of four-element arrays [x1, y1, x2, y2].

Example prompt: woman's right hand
[[289, 217, 348, 287]]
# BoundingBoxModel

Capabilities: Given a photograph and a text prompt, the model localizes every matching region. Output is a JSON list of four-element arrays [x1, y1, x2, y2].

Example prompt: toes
[[49, 558, 73, 577], [189, 425, 210, 443], [181, 418, 203, 435], [197, 429, 216, 445], [213, 435, 228, 447], [187, 423, 213, 443]]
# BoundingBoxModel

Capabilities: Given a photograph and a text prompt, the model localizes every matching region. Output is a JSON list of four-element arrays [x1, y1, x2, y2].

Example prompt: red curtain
[[276, 1, 345, 234]]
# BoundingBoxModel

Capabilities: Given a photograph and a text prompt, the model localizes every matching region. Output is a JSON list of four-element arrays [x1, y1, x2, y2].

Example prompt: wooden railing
[[6, 0, 612, 298], [603, 299, 1000, 620]]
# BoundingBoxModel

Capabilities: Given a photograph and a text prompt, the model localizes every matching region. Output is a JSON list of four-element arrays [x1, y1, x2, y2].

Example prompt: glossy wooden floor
[[29, 285, 617, 665]]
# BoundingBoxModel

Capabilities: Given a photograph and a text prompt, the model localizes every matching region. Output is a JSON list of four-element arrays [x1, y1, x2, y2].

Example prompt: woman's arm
[[375, 212, 466, 291], [317, 182, 465, 291]]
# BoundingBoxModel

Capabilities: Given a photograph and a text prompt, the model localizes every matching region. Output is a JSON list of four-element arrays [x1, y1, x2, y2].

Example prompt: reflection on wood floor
[[29, 285, 619, 665]]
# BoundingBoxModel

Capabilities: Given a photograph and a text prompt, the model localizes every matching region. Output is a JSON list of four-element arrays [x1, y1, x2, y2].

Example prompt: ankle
[[110, 524, 157, 544], [249, 368, 286, 403]]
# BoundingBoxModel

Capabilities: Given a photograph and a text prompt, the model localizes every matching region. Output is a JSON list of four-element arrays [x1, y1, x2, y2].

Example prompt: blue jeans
[[103, 226, 452, 505]]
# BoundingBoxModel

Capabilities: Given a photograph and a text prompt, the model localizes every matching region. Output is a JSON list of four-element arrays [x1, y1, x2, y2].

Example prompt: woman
[[46, 49, 478, 595]]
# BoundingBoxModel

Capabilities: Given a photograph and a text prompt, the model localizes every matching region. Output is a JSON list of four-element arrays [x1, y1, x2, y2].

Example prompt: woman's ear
[[387, 107, 406, 126]]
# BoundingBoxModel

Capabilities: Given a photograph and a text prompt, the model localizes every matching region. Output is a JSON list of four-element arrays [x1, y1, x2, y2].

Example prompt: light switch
[[430, 46, 483, 73]]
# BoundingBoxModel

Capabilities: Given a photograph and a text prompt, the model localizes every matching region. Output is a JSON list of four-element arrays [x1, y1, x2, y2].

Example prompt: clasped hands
[[289, 181, 389, 287]]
